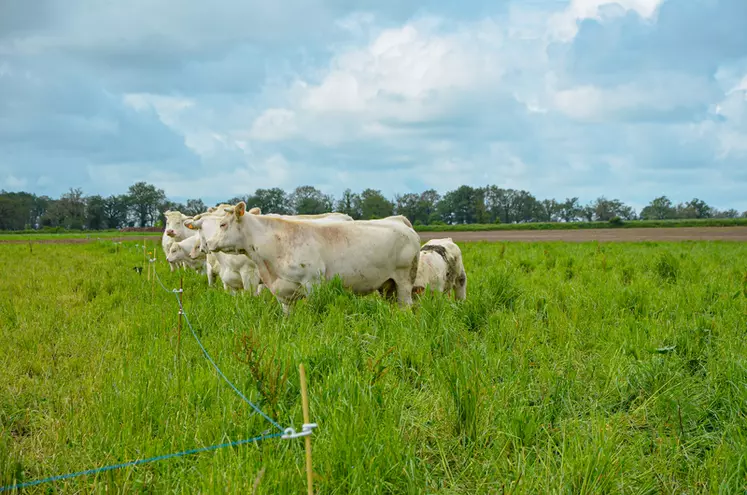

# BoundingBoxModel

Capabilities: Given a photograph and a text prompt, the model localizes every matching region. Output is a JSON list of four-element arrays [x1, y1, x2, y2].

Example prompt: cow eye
[[220, 222, 227, 228]]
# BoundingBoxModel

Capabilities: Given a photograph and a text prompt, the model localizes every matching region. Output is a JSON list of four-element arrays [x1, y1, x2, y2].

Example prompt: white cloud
[[123, 93, 195, 127], [551, 74, 714, 121], [240, 17, 506, 147], [247, 108, 298, 141], [3, 175, 27, 189], [548, 0, 664, 41]]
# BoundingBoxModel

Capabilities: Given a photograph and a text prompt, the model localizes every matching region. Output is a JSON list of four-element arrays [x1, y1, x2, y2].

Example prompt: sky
[[0, 0, 745, 212]]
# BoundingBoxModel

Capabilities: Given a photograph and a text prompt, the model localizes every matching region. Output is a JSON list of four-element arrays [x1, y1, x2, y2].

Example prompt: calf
[[413, 238, 467, 300], [166, 236, 206, 274]]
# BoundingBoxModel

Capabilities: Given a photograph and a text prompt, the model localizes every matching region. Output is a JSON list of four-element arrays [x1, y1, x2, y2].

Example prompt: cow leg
[[454, 270, 467, 301], [279, 300, 292, 315], [392, 271, 414, 307], [393, 254, 419, 307], [240, 269, 261, 296]]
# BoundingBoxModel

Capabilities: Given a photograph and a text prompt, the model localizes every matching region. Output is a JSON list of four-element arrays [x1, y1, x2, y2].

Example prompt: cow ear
[[235, 202, 246, 218], [248, 207, 261, 215], [184, 220, 195, 230]]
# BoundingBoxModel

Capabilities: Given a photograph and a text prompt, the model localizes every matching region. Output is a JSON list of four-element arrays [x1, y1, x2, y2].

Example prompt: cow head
[[207, 201, 247, 254], [166, 242, 183, 263], [164, 211, 189, 239]]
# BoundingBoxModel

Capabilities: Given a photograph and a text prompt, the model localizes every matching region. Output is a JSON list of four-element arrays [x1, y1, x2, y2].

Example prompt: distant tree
[[538, 198, 561, 222], [580, 204, 595, 222], [55, 188, 86, 229], [85, 195, 107, 230], [439, 186, 487, 224], [676, 198, 712, 219], [247, 187, 292, 214], [290, 186, 332, 215], [484, 186, 514, 223], [419, 189, 441, 224], [359, 189, 394, 219], [103, 195, 130, 229], [395, 189, 442, 225], [0, 191, 39, 230], [640, 196, 676, 220], [336, 189, 362, 219], [590, 196, 636, 221], [223, 196, 246, 206], [394, 193, 419, 222], [558, 197, 581, 222], [127, 182, 166, 227], [184, 199, 207, 216], [712, 208, 739, 219]]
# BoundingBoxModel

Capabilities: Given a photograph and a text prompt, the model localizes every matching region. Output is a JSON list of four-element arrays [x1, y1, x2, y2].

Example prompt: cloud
[[548, 0, 664, 42], [0, 0, 745, 212]]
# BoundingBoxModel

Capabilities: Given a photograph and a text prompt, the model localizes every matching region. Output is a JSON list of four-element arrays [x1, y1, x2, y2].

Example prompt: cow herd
[[161, 201, 468, 314]]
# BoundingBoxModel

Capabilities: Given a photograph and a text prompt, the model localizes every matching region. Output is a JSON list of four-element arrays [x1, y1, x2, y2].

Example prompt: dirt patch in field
[[0, 235, 162, 245], [418, 226, 747, 243], [1, 227, 747, 245]]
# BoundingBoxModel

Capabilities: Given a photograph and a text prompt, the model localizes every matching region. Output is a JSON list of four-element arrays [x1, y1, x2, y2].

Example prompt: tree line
[[0, 182, 744, 231]]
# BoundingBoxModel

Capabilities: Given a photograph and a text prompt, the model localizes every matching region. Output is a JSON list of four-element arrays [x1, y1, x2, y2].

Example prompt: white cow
[[184, 208, 262, 294], [413, 238, 467, 300], [206, 201, 421, 314], [162, 210, 198, 271], [166, 236, 206, 273], [185, 207, 355, 294]]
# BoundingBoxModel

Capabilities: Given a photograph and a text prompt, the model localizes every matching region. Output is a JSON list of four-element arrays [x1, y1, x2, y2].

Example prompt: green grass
[[0, 231, 157, 241], [415, 217, 747, 231], [1, 240, 747, 493], [2, 217, 746, 240]]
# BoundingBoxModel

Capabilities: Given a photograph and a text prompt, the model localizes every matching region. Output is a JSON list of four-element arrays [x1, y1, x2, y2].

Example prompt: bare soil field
[[1, 226, 746, 244], [418, 226, 747, 242]]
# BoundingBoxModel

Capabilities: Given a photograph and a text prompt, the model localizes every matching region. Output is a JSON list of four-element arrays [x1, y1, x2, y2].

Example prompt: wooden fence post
[[299, 363, 314, 495]]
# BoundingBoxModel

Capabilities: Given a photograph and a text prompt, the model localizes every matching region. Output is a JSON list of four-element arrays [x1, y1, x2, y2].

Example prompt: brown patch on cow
[[420, 243, 448, 260], [421, 243, 454, 283], [409, 254, 419, 284]]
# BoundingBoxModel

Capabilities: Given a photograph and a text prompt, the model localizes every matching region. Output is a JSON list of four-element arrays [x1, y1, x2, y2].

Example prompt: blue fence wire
[[0, 243, 291, 492], [152, 267, 285, 432], [0, 432, 283, 492]]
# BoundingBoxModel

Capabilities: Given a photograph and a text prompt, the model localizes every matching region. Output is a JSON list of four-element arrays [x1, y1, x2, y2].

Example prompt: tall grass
[[1, 240, 746, 493], [2, 217, 747, 240]]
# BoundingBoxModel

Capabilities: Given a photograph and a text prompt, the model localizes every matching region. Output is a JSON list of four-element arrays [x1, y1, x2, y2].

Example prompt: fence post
[[177, 274, 183, 366], [151, 248, 156, 301], [299, 363, 314, 495]]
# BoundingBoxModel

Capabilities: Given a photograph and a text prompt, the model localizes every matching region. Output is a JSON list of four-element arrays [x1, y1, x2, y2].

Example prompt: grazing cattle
[[162, 210, 198, 271], [166, 236, 206, 273], [413, 238, 467, 300], [185, 207, 355, 295], [206, 201, 421, 314], [185, 210, 262, 295]]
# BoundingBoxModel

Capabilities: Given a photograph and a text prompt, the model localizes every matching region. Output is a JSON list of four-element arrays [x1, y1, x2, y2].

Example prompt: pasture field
[[1, 240, 746, 493], [0, 231, 154, 241]]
